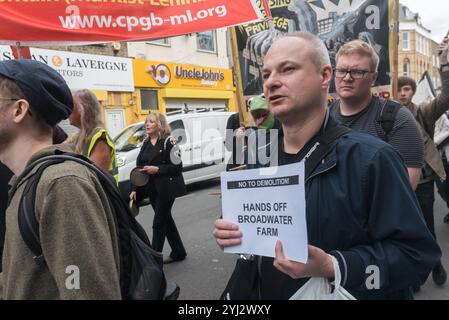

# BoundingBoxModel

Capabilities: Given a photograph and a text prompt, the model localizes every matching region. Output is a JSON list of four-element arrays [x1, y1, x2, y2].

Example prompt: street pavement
[[137, 179, 235, 300], [136, 178, 449, 300]]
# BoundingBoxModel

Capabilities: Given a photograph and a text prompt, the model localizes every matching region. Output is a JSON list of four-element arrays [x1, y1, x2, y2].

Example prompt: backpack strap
[[17, 152, 120, 266], [18, 159, 64, 266], [16, 152, 167, 298], [378, 98, 401, 140], [304, 126, 351, 180]]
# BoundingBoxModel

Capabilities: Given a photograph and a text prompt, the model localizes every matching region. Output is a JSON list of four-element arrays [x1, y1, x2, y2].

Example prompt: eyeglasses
[[0, 97, 19, 102], [334, 69, 372, 79]]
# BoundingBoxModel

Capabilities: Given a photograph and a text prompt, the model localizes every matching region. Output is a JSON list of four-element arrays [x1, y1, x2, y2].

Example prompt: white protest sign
[[220, 162, 308, 263]]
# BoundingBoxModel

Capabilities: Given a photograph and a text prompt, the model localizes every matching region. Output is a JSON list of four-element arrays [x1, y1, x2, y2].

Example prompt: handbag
[[166, 173, 187, 198], [289, 255, 356, 300], [220, 255, 260, 300]]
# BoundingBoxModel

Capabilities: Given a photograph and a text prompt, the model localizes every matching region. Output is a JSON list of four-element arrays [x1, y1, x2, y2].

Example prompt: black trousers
[[416, 181, 436, 238], [150, 194, 186, 260]]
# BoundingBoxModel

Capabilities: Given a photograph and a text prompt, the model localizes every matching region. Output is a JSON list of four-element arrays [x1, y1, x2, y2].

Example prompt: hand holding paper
[[273, 241, 334, 279], [220, 162, 308, 263], [213, 219, 242, 249]]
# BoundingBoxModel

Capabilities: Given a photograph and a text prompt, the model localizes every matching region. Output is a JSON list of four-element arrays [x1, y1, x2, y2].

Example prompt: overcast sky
[[400, 0, 449, 42]]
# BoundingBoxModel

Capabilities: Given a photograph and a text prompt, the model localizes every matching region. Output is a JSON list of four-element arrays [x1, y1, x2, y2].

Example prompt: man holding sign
[[213, 32, 440, 300]]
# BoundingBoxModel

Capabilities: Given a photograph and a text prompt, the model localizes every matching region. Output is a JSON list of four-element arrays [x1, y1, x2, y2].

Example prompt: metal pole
[[392, 0, 399, 99], [229, 27, 249, 127]]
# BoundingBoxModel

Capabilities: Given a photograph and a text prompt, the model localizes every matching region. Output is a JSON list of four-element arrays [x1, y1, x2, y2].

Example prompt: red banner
[[0, 0, 263, 44]]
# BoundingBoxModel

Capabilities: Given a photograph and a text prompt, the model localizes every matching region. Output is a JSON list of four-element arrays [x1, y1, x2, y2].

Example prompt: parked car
[[114, 112, 234, 199]]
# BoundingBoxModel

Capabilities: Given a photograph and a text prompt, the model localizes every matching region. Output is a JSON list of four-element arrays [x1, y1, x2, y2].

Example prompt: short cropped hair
[[0, 76, 25, 101], [336, 40, 380, 72], [398, 76, 417, 93], [0, 76, 51, 135], [283, 31, 331, 72]]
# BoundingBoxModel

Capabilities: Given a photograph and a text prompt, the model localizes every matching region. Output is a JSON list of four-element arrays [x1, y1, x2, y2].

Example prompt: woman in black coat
[[130, 112, 187, 264]]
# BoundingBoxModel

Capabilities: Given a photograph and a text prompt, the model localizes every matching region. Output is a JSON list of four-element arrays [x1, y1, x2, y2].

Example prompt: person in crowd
[[248, 95, 281, 131], [129, 111, 187, 264], [434, 110, 449, 224], [225, 111, 243, 171], [213, 32, 440, 299], [52, 124, 67, 144], [0, 162, 13, 272], [1, 124, 66, 272], [396, 36, 449, 288], [0, 59, 121, 299], [67, 89, 118, 183], [329, 40, 424, 190], [225, 96, 281, 170], [245, 95, 282, 166]]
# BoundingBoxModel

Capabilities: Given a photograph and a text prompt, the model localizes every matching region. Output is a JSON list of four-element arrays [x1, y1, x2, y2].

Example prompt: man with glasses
[[213, 32, 440, 300], [329, 40, 424, 191]]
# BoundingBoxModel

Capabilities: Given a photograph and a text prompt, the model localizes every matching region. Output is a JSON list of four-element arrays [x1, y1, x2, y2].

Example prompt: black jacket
[[250, 116, 440, 299], [135, 137, 186, 201], [0, 162, 13, 271]]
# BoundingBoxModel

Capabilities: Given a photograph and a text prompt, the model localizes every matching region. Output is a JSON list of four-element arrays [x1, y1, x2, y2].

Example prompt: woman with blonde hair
[[68, 89, 118, 182], [130, 111, 187, 263]]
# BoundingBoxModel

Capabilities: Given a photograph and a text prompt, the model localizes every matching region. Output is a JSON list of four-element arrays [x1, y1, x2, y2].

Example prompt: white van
[[114, 112, 234, 198]]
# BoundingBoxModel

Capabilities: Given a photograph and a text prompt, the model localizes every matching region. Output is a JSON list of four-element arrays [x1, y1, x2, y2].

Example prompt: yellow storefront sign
[[131, 59, 237, 123], [133, 59, 235, 91]]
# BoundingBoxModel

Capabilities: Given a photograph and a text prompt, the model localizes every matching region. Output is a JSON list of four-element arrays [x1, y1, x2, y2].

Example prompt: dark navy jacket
[[250, 115, 440, 299]]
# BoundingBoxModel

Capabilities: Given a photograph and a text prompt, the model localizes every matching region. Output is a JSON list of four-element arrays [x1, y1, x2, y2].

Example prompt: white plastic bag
[[289, 255, 356, 300]]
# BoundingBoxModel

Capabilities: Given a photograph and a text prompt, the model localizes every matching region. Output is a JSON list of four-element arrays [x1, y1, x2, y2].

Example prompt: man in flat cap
[[0, 60, 121, 299]]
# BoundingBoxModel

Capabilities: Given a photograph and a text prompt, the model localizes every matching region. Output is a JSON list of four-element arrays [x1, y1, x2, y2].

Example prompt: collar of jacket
[[8, 144, 76, 205], [275, 113, 341, 182], [305, 115, 340, 182], [139, 137, 167, 165]]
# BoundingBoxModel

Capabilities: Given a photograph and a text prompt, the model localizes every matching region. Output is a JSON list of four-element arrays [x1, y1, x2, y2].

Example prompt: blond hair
[[336, 40, 379, 72], [145, 111, 171, 139]]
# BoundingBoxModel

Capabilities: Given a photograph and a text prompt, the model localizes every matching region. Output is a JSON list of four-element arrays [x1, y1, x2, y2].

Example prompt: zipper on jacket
[[305, 162, 336, 183]]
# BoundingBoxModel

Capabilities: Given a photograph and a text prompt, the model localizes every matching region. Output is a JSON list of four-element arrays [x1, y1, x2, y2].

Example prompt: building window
[[416, 35, 421, 53], [196, 30, 216, 53], [108, 92, 122, 106], [140, 89, 159, 111], [402, 32, 410, 51], [403, 59, 410, 76], [148, 38, 170, 46]]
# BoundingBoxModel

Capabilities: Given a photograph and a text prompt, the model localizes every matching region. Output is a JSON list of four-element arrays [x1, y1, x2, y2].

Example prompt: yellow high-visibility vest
[[84, 127, 118, 184]]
